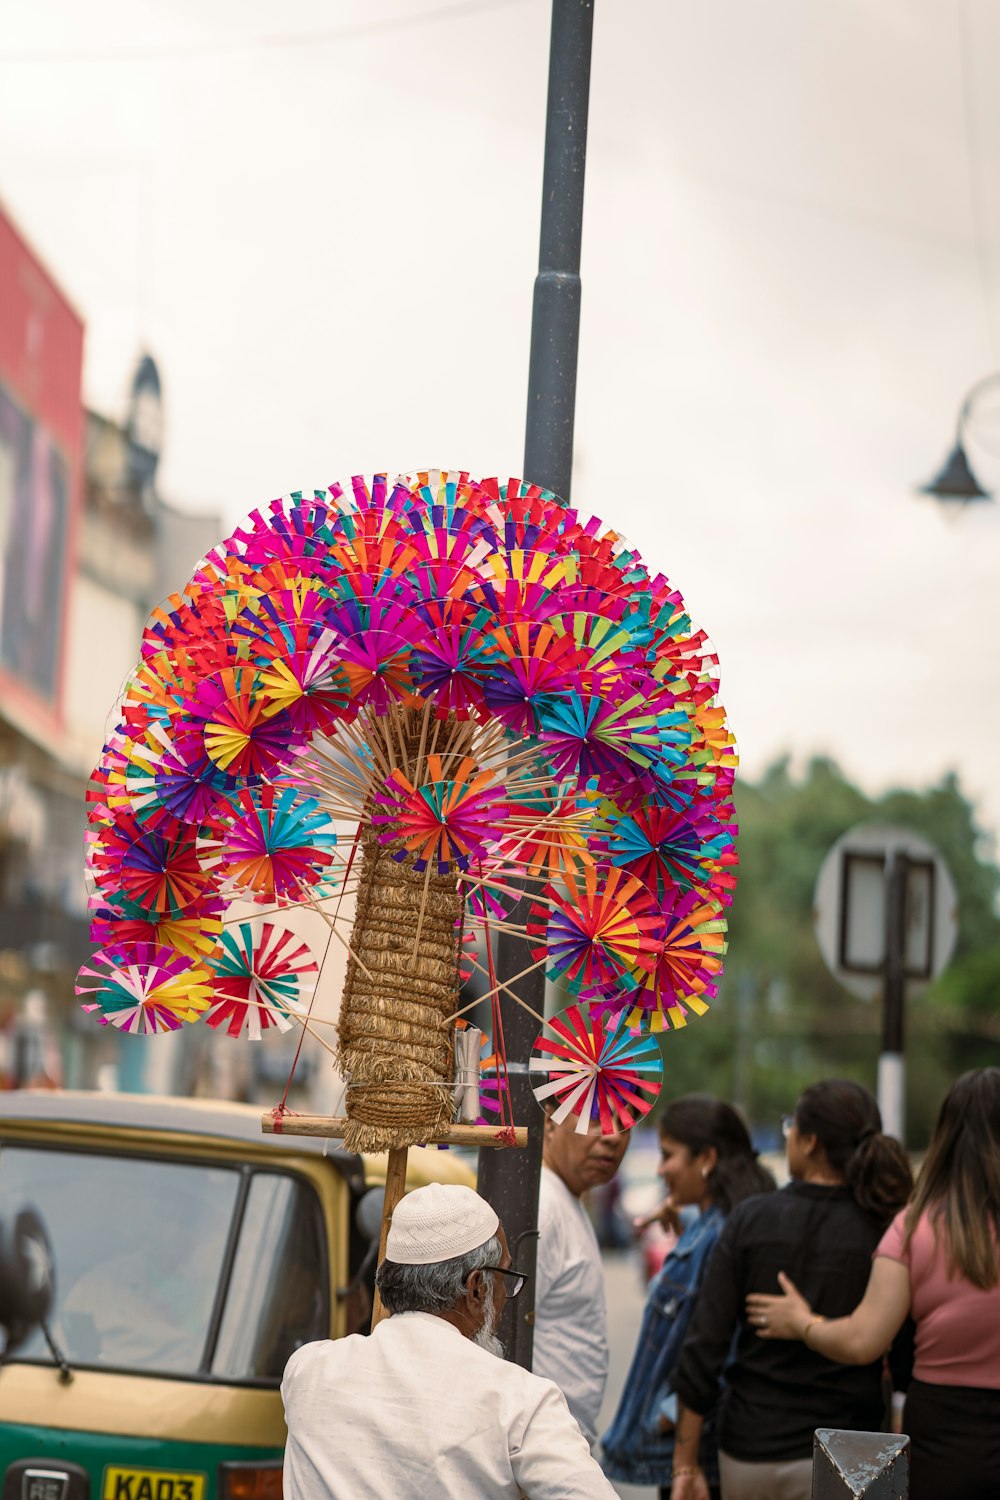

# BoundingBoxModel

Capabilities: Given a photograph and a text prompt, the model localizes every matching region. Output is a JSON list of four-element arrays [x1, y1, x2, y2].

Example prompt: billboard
[[0, 204, 84, 723]]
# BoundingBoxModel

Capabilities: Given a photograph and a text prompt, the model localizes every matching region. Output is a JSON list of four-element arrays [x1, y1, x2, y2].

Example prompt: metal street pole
[[879, 852, 908, 1144], [476, 0, 595, 1371]]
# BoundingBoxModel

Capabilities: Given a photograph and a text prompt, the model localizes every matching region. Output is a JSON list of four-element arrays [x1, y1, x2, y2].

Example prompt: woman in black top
[[669, 1079, 912, 1500]]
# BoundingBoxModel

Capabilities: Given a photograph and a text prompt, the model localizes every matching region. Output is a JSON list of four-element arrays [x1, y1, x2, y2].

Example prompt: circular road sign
[[813, 822, 959, 1003]]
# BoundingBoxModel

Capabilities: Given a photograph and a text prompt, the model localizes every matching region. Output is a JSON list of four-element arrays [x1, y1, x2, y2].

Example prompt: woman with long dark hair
[[669, 1079, 912, 1500], [748, 1068, 1000, 1500], [601, 1094, 775, 1499]]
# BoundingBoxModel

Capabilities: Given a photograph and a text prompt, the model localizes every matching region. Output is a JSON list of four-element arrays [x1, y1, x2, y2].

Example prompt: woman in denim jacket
[[602, 1096, 774, 1500]]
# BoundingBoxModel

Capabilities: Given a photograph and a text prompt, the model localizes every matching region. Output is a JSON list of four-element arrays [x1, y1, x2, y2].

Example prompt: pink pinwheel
[[88, 811, 217, 919], [481, 622, 584, 735], [373, 756, 507, 874], [616, 889, 728, 1030], [527, 865, 663, 993], [89, 898, 223, 963], [76, 943, 213, 1033], [187, 667, 305, 782], [204, 921, 317, 1040], [199, 784, 339, 904], [229, 493, 340, 575], [410, 600, 498, 721], [600, 795, 738, 903], [322, 596, 429, 712], [117, 720, 231, 827], [236, 595, 354, 737], [529, 1004, 662, 1135]]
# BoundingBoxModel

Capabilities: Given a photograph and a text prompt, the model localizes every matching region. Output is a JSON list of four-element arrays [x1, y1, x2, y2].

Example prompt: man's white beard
[[472, 1277, 506, 1359]]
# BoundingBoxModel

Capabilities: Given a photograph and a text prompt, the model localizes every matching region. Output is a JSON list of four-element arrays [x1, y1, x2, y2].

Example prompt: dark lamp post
[[920, 373, 999, 505], [477, 0, 595, 1373]]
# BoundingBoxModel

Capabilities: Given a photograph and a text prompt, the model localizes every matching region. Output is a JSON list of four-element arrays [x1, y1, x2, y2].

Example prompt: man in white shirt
[[281, 1181, 616, 1500], [533, 1109, 629, 1443]]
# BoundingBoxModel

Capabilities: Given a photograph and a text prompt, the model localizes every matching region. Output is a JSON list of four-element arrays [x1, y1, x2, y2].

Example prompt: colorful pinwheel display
[[529, 1003, 663, 1134], [78, 468, 737, 1144]]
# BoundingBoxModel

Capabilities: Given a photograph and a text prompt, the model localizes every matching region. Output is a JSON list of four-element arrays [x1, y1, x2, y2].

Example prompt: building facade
[[0, 199, 219, 1089]]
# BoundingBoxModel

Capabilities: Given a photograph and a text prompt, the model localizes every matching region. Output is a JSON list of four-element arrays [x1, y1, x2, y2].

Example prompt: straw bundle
[[335, 708, 467, 1152]]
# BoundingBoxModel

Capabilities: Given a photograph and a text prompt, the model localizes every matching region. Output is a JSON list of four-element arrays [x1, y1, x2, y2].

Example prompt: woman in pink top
[[746, 1068, 1000, 1500]]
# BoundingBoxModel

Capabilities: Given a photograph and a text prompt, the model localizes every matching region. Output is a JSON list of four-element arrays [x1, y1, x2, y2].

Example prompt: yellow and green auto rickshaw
[[0, 1091, 474, 1500]]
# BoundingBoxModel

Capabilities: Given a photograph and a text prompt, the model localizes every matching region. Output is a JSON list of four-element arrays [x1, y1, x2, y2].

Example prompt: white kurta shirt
[[531, 1165, 609, 1444], [281, 1311, 616, 1500]]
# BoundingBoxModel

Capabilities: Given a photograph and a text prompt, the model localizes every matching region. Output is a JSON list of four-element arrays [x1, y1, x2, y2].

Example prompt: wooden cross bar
[[260, 1115, 528, 1148]]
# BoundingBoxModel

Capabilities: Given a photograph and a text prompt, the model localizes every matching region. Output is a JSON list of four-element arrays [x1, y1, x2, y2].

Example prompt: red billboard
[[0, 202, 84, 728]]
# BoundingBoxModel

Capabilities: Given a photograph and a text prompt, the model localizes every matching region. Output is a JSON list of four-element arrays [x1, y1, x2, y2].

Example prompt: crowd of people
[[280, 1066, 1000, 1500]]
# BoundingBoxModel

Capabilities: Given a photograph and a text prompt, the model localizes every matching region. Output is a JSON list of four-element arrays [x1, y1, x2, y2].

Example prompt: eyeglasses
[[480, 1265, 529, 1299], [781, 1114, 795, 1139]]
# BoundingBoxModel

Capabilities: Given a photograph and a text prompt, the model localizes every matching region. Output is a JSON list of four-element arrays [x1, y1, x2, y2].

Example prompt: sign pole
[[813, 822, 959, 1149], [879, 852, 908, 1144]]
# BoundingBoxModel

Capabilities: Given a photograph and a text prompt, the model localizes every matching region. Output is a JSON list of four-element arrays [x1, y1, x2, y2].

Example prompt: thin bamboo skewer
[[410, 862, 434, 959], [443, 952, 549, 1025], [305, 895, 378, 981]]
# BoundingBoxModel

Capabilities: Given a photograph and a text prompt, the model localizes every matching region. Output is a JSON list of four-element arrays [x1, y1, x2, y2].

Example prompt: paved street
[[598, 1249, 657, 1500]]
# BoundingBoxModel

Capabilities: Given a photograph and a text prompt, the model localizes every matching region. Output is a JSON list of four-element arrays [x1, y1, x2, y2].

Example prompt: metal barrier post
[[812, 1430, 910, 1499]]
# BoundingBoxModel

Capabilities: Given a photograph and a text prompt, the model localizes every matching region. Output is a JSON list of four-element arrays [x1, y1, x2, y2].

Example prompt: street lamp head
[[920, 372, 1000, 507], [920, 439, 992, 504]]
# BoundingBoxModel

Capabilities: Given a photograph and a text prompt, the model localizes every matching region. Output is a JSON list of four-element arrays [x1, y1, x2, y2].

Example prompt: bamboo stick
[[370, 1145, 409, 1328], [262, 1115, 528, 1147]]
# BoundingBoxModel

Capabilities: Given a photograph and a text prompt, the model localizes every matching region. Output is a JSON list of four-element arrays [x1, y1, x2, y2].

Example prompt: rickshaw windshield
[[1, 1145, 240, 1376], [1, 1144, 330, 1381]]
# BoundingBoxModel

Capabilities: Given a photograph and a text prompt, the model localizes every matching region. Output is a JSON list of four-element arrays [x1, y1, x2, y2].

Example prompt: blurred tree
[[659, 758, 1000, 1146]]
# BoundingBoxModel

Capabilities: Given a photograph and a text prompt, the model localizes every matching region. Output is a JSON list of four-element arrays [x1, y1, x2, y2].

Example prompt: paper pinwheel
[[529, 1003, 663, 1135], [76, 943, 213, 1034], [204, 921, 317, 1041], [198, 784, 339, 904]]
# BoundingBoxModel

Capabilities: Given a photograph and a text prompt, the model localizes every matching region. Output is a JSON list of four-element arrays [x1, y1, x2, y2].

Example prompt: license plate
[[24, 1472, 71, 1500], [101, 1470, 206, 1500]]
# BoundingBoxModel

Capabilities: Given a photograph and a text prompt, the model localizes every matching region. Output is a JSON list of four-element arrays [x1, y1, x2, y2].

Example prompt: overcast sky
[[3, 0, 1000, 852]]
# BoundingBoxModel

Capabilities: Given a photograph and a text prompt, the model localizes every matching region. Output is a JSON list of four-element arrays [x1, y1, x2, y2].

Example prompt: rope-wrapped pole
[[335, 707, 467, 1154]]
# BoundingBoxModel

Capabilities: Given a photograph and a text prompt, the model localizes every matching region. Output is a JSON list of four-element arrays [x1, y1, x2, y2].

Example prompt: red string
[[276, 818, 365, 1114], [480, 883, 513, 1129], [267, 1102, 302, 1133]]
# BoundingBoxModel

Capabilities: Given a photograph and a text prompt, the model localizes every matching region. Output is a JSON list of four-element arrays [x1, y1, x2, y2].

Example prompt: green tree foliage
[[660, 758, 1000, 1146]]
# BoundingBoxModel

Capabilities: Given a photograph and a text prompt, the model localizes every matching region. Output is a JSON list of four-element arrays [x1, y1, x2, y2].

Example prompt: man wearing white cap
[[281, 1182, 617, 1500]]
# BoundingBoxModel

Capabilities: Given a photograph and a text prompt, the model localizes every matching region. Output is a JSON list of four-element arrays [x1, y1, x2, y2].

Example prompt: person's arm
[[745, 1257, 911, 1365], [533, 1189, 560, 1306], [668, 1218, 744, 1500], [511, 1383, 618, 1499], [670, 1403, 710, 1500], [672, 1217, 743, 1419]]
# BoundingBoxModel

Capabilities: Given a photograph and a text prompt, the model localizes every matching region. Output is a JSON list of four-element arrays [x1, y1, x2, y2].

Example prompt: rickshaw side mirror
[[0, 1206, 55, 1355], [355, 1187, 385, 1245]]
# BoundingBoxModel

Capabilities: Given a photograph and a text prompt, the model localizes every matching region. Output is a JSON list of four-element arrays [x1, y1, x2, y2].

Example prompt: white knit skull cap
[[385, 1183, 500, 1265]]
